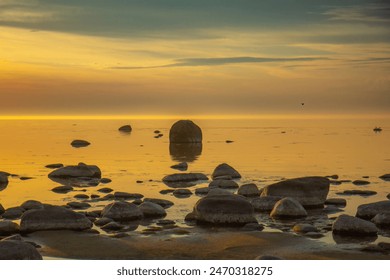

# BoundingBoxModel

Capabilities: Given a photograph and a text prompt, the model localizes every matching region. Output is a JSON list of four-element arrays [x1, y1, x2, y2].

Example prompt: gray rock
[[160, 189, 174, 194], [45, 163, 64, 169], [293, 223, 318, 233], [48, 163, 101, 178], [100, 178, 112, 184], [209, 179, 239, 189], [241, 223, 264, 231], [169, 120, 202, 143], [325, 198, 346, 207], [304, 232, 324, 238], [0, 221, 20, 235], [74, 194, 89, 199], [352, 180, 370, 185], [192, 194, 256, 225], [332, 214, 378, 236], [0, 240, 42, 260], [170, 162, 188, 171], [371, 213, 390, 227], [101, 201, 143, 221], [71, 139, 90, 148], [20, 200, 44, 211], [98, 187, 113, 193], [162, 173, 208, 182], [114, 192, 144, 200], [0, 172, 9, 183], [20, 205, 92, 232], [211, 163, 241, 179], [66, 202, 91, 209], [270, 197, 307, 219], [337, 190, 377, 196], [356, 201, 390, 219], [324, 205, 344, 214], [138, 202, 167, 218], [207, 188, 231, 196], [237, 183, 260, 197], [195, 187, 210, 195], [379, 174, 390, 181], [118, 125, 132, 133], [251, 196, 282, 212], [101, 222, 124, 231], [262, 176, 330, 208], [2, 207, 24, 220], [94, 217, 113, 227], [143, 198, 174, 208], [52, 185, 74, 194], [173, 189, 192, 198]]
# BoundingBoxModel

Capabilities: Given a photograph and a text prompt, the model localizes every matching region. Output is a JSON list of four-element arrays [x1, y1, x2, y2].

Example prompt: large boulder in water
[[48, 163, 101, 179], [101, 201, 143, 221], [332, 214, 378, 236], [211, 163, 241, 179], [356, 201, 390, 220], [0, 240, 42, 260], [270, 197, 307, 219], [261, 176, 330, 208], [169, 120, 202, 143], [20, 205, 92, 233], [191, 194, 256, 225]]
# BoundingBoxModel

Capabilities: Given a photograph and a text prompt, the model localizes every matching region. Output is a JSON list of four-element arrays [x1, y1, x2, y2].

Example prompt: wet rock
[[52, 185, 74, 194], [101, 201, 143, 221], [91, 194, 100, 199], [1, 234, 23, 242], [173, 189, 192, 198], [156, 219, 175, 226], [20, 200, 44, 211], [169, 120, 202, 143], [138, 202, 166, 218], [195, 187, 210, 195], [209, 179, 239, 189], [162, 173, 208, 183], [332, 214, 378, 236], [0, 204, 4, 215], [237, 183, 260, 197], [20, 176, 34, 181], [45, 163, 64, 169], [352, 180, 370, 185], [0, 240, 42, 260], [211, 163, 241, 179], [323, 205, 344, 214], [71, 139, 90, 148], [379, 174, 390, 181], [207, 188, 232, 196], [118, 125, 132, 133], [2, 207, 24, 220], [114, 192, 144, 200], [326, 175, 339, 180], [20, 205, 92, 232], [0, 221, 20, 235], [255, 255, 283, 260], [261, 176, 330, 208], [371, 213, 390, 228], [270, 197, 307, 219], [251, 196, 282, 212], [100, 178, 112, 184], [170, 162, 188, 171], [325, 198, 346, 207], [304, 232, 324, 238], [143, 198, 174, 208], [48, 163, 101, 179], [94, 217, 113, 227], [191, 194, 256, 225], [66, 202, 91, 209], [74, 194, 89, 199], [98, 187, 113, 193], [356, 201, 390, 219], [337, 190, 377, 196], [101, 222, 124, 231], [225, 140, 234, 143], [241, 223, 264, 231], [159, 189, 174, 195], [293, 223, 318, 233]]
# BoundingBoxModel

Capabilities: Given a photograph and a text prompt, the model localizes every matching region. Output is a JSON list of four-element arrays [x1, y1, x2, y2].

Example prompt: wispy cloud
[[323, 3, 390, 23], [110, 56, 328, 69]]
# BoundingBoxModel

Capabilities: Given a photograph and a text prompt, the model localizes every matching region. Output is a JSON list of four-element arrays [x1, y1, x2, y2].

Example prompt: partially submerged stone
[[48, 163, 101, 179], [237, 183, 260, 197], [71, 139, 90, 148], [211, 163, 241, 179], [162, 173, 208, 183], [332, 214, 378, 236], [169, 120, 202, 143], [270, 197, 307, 219], [118, 125, 132, 133], [101, 201, 143, 221], [209, 179, 239, 189], [138, 202, 166, 218], [356, 201, 390, 219]]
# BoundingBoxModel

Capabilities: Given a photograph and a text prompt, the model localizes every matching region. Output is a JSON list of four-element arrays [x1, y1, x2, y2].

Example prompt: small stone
[[98, 187, 113, 193], [325, 198, 346, 207], [101, 201, 143, 221], [94, 217, 113, 227], [114, 192, 144, 200], [66, 202, 91, 209], [323, 205, 344, 214], [195, 187, 210, 195], [143, 198, 174, 208], [52, 185, 74, 193], [337, 190, 377, 196], [160, 189, 174, 194], [118, 125, 132, 133], [20, 176, 34, 181], [270, 198, 307, 219], [332, 214, 378, 236], [352, 180, 370, 185], [45, 163, 64, 169], [173, 189, 192, 198], [162, 173, 208, 183], [100, 178, 112, 184], [0, 240, 42, 260], [251, 196, 282, 212], [138, 202, 166, 218], [293, 223, 318, 233], [356, 201, 390, 219], [211, 163, 241, 179], [207, 188, 231, 196], [371, 213, 390, 227], [326, 175, 339, 179], [237, 183, 260, 197], [156, 219, 175, 226], [91, 194, 100, 199], [170, 162, 188, 171], [225, 140, 234, 143], [136, 180, 143, 184], [71, 139, 91, 148], [379, 174, 390, 181], [2, 207, 24, 220], [74, 194, 89, 199]]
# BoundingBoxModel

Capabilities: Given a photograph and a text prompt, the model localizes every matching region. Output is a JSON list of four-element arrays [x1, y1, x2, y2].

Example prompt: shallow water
[[0, 117, 389, 245]]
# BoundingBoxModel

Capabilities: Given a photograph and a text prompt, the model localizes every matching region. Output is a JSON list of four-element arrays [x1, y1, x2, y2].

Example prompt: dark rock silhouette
[[118, 125, 132, 133], [169, 120, 202, 143]]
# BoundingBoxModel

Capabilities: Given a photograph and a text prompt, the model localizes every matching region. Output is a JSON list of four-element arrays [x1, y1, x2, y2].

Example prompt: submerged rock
[[262, 176, 330, 208], [356, 201, 390, 219], [66, 202, 91, 209], [101, 201, 143, 221], [0, 172, 9, 183], [337, 190, 377, 196], [352, 180, 370, 185], [194, 187, 210, 196], [173, 188, 192, 198], [45, 163, 64, 169], [162, 173, 208, 183], [270, 197, 307, 219], [98, 187, 113, 193], [118, 125, 132, 133], [379, 174, 390, 181], [209, 179, 239, 189], [51, 185, 74, 194], [191, 194, 256, 225], [143, 198, 174, 208], [237, 183, 260, 197], [211, 163, 241, 179], [20, 205, 92, 232], [251, 196, 282, 212], [101, 222, 124, 232], [48, 163, 101, 179], [0, 240, 42, 260], [138, 202, 166, 218], [71, 139, 90, 148], [170, 162, 188, 171], [114, 192, 144, 200], [332, 214, 378, 236], [169, 120, 202, 143]]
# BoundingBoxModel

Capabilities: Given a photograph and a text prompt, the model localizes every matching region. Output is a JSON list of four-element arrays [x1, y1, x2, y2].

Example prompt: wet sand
[[28, 230, 389, 260]]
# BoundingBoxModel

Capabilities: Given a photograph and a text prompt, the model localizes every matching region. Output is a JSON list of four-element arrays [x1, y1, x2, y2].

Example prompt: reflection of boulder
[[332, 233, 377, 244], [169, 143, 202, 162]]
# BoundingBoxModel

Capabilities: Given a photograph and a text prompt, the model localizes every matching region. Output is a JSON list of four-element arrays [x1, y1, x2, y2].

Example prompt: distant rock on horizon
[[169, 120, 202, 143]]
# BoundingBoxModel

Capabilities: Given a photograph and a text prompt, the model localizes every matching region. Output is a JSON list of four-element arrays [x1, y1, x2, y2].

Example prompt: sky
[[0, 0, 389, 117]]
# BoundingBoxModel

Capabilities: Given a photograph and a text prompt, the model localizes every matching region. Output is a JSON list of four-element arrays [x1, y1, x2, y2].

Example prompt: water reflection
[[169, 143, 202, 162], [332, 233, 378, 244]]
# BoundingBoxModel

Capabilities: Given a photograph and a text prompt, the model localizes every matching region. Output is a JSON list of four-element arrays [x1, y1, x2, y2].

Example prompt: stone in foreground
[[332, 214, 378, 236], [237, 183, 261, 197], [0, 240, 42, 260], [169, 120, 202, 143], [211, 163, 241, 179], [20, 205, 92, 233], [270, 197, 307, 219], [262, 176, 330, 208], [101, 201, 143, 221], [191, 194, 256, 225], [138, 202, 166, 218]]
